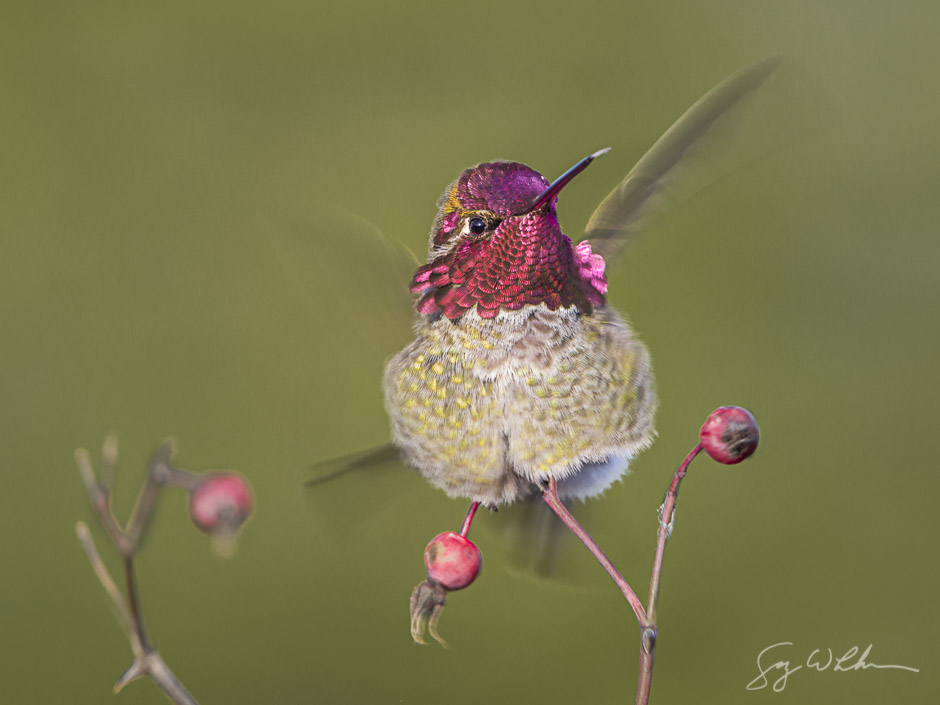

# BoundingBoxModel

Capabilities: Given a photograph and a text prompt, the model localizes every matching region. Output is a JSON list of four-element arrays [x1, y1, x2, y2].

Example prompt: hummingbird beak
[[516, 147, 610, 216]]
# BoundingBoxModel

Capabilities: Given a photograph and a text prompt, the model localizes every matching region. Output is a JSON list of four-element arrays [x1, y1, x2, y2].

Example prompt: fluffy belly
[[384, 305, 657, 506]]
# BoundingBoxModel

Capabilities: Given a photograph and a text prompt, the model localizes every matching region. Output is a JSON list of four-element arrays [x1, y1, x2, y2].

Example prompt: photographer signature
[[747, 641, 919, 692]]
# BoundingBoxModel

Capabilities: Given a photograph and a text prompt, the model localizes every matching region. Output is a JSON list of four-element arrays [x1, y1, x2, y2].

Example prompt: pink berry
[[424, 531, 481, 590], [699, 406, 760, 464], [189, 473, 253, 534]]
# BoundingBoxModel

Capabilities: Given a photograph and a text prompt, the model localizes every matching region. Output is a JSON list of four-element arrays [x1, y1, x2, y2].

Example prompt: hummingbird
[[383, 59, 779, 508], [383, 150, 655, 507]]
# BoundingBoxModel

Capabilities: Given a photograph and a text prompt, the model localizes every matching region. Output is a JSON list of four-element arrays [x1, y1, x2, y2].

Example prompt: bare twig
[[634, 443, 703, 705], [540, 481, 647, 625], [75, 522, 135, 639], [647, 443, 703, 623], [74, 438, 200, 705], [541, 442, 705, 705]]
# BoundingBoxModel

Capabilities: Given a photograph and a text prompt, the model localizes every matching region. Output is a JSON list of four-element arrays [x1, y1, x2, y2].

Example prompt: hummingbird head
[[410, 151, 609, 320]]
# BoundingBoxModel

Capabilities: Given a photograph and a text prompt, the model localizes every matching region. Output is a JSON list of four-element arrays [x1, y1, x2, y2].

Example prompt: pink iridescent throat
[[410, 160, 609, 320], [410, 220, 608, 320]]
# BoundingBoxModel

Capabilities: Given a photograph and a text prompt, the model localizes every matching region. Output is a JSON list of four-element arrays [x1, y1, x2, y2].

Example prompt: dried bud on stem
[[699, 406, 760, 464], [189, 473, 254, 557]]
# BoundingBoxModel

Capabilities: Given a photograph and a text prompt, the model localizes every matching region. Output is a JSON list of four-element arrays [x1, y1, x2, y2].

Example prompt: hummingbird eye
[[468, 217, 487, 236]]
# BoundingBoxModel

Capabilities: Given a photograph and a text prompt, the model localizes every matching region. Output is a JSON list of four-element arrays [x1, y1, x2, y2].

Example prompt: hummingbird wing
[[261, 202, 420, 352], [304, 442, 401, 487], [259, 203, 421, 485], [583, 57, 781, 262]]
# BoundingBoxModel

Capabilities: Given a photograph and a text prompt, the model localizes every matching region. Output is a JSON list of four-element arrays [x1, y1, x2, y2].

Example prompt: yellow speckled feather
[[384, 305, 656, 506]]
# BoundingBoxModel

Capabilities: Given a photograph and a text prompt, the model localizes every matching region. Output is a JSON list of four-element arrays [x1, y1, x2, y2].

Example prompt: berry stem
[[541, 479, 647, 625], [543, 442, 705, 705], [458, 501, 481, 538], [634, 442, 704, 705], [647, 442, 702, 623]]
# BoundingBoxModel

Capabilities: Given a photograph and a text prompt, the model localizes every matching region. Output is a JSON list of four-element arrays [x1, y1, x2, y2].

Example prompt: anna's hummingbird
[[383, 59, 778, 508], [384, 151, 655, 507]]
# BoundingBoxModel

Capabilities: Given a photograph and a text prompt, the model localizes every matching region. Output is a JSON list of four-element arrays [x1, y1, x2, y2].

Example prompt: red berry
[[424, 531, 481, 590], [189, 473, 253, 535], [699, 406, 760, 464]]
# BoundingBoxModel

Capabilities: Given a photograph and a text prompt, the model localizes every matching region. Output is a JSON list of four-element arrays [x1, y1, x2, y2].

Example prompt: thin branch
[[123, 555, 151, 652], [634, 443, 703, 705], [647, 443, 702, 623], [101, 434, 119, 489], [76, 521, 198, 704], [634, 629, 656, 705], [75, 522, 136, 646], [74, 440, 201, 705], [542, 442, 706, 705], [125, 443, 177, 550], [541, 479, 647, 625], [74, 448, 131, 555]]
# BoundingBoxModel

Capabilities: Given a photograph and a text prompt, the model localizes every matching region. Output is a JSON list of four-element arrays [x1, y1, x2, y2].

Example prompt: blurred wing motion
[[488, 499, 574, 580], [262, 202, 420, 352], [304, 442, 419, 538], [584, 57, 781, 262], [304, 442, 400, 488], [260, 203, 419, 489]]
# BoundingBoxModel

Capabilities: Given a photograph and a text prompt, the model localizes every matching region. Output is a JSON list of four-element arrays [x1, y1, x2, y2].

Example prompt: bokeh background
[[2, 1, 937, 703]]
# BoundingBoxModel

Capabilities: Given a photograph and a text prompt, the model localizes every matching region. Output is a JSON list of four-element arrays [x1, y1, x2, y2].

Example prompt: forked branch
[[74, 437, 253, 704]]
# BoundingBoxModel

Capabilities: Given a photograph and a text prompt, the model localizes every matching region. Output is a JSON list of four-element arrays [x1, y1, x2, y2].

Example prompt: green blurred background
[[2, 1, 937, 703]]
